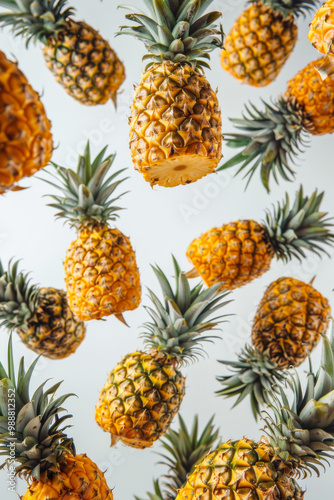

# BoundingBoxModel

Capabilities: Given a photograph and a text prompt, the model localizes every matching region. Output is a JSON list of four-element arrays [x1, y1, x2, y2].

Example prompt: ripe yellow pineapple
[[0, 0, 125, 106], [308, 0, 334, 79], [220, 58, 334, 191], [43, 142, 141, 321], [0, 336, 114, 499], [0, 260, 85, 359], [0, 50, 52, 194], [118, 0, 224, 187], [186, 186, 334, 290], [95, 257, 231, 449]]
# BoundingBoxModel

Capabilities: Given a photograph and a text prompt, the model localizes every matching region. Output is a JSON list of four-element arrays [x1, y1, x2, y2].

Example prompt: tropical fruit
[[186, 186, 334, 290], [0, 259, 85, 359], [0, 50, 52, 194], [220, 58, 334, 191], [42, 142, 141, 322], [119, 0, 224, 187], [95, 257, 231, 449], [308, 0, 334, 79], [0, 0, 125, 106]]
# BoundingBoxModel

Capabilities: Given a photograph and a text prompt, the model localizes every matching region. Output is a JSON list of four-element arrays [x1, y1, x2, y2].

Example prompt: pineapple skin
[[221, 2, 298, 87], [43, 19, 125, 106], [95, 351, 186, 449], [64, 224, 141, 321], [252, 277, 331, 369], [129, 61, 222, 187], [308, 0, 334, 56], [17, 288, 86, 360], [22, 454, 113, 499], [186, 220, 274, 290], [0, 51, 52, 194], [176, 438, 304, 500], [285, 58, 334, 135]]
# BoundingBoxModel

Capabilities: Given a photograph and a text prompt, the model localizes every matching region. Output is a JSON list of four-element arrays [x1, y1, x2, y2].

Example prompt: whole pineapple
[[95, 257, 231, 449], [43, 142, 141, 321], [216, 275, 331, 418], [0, 259, 85, 359], [0, 0, 125, 106], [186, 186, 334, 290], [0, 50, 52, 194], [118, 0, 224, 187], [222, 0, 318, 87], [0, 335, 114, 499], [219, 58, 334, 191], [308, 0, 334, 78]]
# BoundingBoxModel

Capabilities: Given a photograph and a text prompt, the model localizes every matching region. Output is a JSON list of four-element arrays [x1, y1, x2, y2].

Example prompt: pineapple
[[43, 142, 141, 322], [219, 58, 334, 191], [0, 50, 52, 194], [118, 0, 224, 187], [216, 275, 331, 419], [221, 0, 318, 87], [0, 0, 125, 106], [308, 0, 334, 79], [0, 335, 114, 499], [186, 186, 334, 291], [95, 257, 231, 449], [0, 259, 85, 359], [176, 331, 334, 500]]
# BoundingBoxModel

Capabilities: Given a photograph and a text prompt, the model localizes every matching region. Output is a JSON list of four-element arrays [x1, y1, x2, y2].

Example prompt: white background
[[0, 1, 334, 498]]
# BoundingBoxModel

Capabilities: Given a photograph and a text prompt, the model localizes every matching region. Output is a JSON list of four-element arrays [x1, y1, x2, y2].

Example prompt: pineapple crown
[[42, 142, 128, 229], [0, 0, 73, 45], [0, 335, 75, 480], [141, 256, 232, 363], [263, 186, 334, 263], [135, 414, 219, 500], [253, 0, 320, 18], [218, 97, 314, 192], [117, 0, 224, 70]]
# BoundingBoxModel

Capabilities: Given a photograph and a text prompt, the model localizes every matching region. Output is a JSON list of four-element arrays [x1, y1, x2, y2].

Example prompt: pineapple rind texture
[[222, 2, 298, 87], [308, 0, 334, 55], [65, 225, 141, 321], [129, 61, 222, 187], [95, 351, 185, 449], [0, 50, 52, 193]]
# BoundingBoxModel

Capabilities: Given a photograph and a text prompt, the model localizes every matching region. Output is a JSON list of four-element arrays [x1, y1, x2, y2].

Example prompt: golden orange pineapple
[[186, 186, 334, 291], [0, 0, 125, 106], [308, 0, 334, 79], [220, 58, 334, 191], [118, 0, 224, 187], [95, 257, 231, 449], [0, 259, 85, 359], [0, 50, 52, 194]]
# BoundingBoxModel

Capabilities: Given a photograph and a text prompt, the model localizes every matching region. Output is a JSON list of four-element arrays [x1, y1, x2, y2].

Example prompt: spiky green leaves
[[42, 142, 128, 228], [257, 0, 319, 18], [141, 257, 232, 362], [118, 0, 224, 70], [263, 186, 334, 262]]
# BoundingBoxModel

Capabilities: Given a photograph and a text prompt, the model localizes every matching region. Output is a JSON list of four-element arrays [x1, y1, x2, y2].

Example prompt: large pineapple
[[119, 0, 224, 187], [308, 0, 334, 79], [0, 0, 125, 106], [186, 186, 334, 290], [221, 0, 318, 87], [0, 259, 85, 359], [0, 50, 52, 194], [43, 142, 141, 321], [219, 58, 334, 191], [176, 331, 334, 500], [216, 275, 331, 418], [95, 257, 231, 449], [0, 335, 114, 499]]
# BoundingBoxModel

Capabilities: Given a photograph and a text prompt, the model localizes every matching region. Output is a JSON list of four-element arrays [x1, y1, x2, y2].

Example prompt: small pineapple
[[0, 0, 125, 106], [222, 0, 318, 87], [186, 186, 334, 291], [0, 259, 85, 359], [216, 276, 331, 418], [219, 58, 334, 191], [118, 0, 224, 187], [95, 257, 231, 449], [0, 335, 114, 499], [308, 0, 334, 79], [0, 50, 52, 194], [43, 142, 141, 321]]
